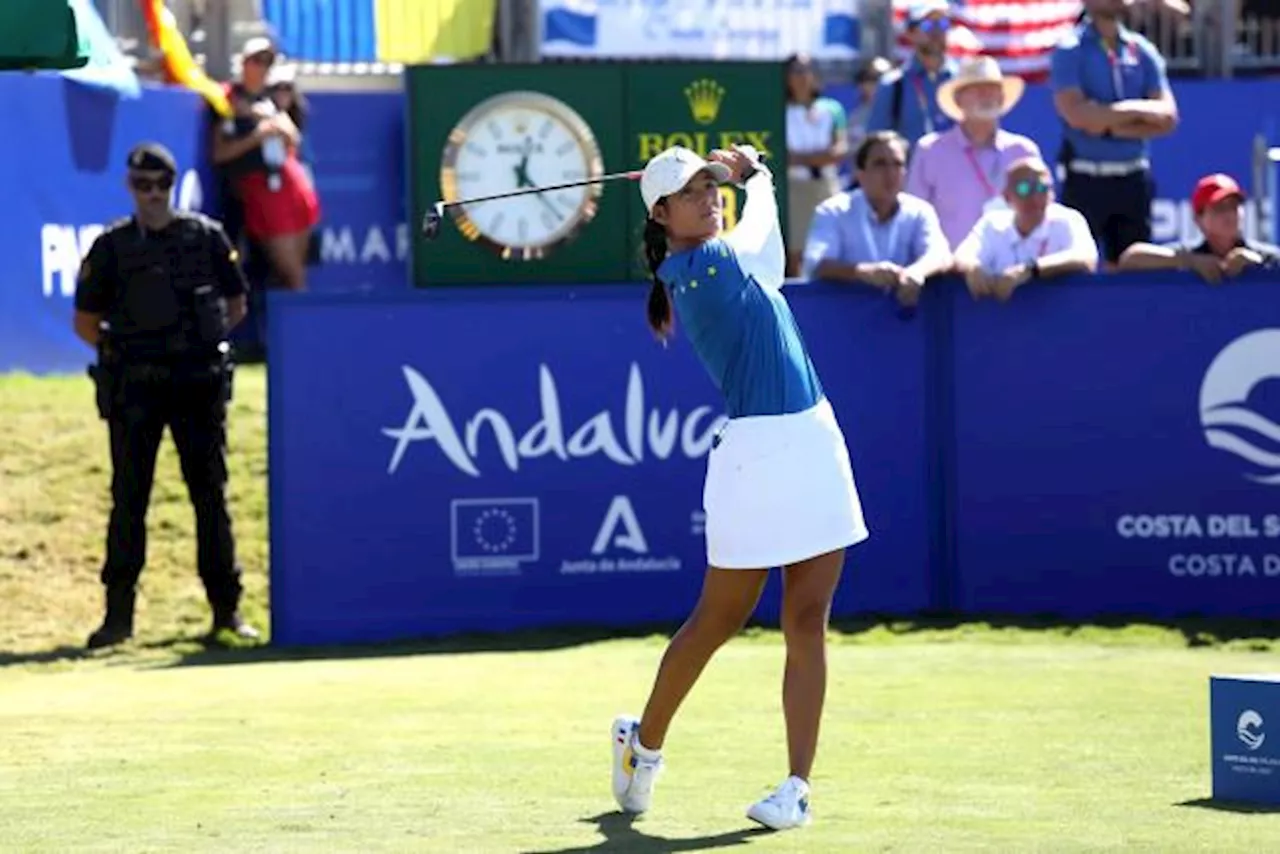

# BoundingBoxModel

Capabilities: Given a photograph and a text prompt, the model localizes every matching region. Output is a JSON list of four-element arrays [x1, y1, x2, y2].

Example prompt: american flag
[[892, 0, 1085, 80]]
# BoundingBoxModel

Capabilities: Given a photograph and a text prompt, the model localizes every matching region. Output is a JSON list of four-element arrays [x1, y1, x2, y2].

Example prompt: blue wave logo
[[1200, 329, 1280, 485]]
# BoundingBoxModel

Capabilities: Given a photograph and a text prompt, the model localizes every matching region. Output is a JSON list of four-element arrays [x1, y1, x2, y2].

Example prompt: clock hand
[[534, 191, 564, 221], [519, 162, 565, 221]]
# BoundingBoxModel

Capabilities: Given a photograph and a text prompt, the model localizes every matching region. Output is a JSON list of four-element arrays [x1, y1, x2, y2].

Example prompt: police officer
[[73, 142, 259, 649]]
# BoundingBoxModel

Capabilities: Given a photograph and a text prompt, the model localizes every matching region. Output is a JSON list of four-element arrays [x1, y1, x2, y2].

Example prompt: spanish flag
[[138, 0, 231, 117]]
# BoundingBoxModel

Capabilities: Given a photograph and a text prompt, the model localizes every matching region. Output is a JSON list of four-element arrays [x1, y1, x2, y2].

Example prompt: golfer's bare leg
[[636, 566, 768, 750], [780, 549, 844, 781]]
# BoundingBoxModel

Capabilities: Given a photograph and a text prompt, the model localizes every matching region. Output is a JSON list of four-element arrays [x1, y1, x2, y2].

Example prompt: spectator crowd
[[785, 0, 1280, 301]]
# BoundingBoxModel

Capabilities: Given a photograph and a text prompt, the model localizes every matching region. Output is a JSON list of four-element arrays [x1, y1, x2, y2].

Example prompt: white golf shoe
[[746, 775, 812, 830], [610, 714, 663, 814]]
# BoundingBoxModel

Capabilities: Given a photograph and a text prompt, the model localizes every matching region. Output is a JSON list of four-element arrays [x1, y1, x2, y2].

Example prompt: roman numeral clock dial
[[439, 92, 605, 261]]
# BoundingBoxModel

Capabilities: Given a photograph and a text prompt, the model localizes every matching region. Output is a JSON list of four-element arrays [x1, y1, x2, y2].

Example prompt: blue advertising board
[[0, 73, 211, 375], [304, 90, 408, 294], [268, 271, 1280, 645], [266, 283, 931, 646], [948, 273, 1280, 618]]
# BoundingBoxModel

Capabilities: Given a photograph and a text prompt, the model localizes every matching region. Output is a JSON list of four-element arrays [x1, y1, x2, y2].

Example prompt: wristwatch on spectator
[[1028, 259, 1042, 280]]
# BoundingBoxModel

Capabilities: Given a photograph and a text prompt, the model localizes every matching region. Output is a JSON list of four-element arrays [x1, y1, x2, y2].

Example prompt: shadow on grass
[[850, 613, 1280, 650], [157, 612, 1280, 670], [519, 811, 772, 853], [5, 613, 1279, 671], [1174, 798, 1280, 815], [0, 645, 96, 668]]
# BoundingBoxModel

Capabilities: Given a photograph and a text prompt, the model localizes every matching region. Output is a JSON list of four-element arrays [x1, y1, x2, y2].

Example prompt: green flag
[[0, 1, 89, 71]]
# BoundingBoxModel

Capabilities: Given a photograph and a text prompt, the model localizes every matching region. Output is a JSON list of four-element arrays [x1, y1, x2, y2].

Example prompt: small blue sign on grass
[[1210, 674, 1280, 805]]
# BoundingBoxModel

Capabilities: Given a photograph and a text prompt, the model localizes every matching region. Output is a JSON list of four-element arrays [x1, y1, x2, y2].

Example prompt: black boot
[[210, 605, 260, 642], [86, 586, 136, 649]]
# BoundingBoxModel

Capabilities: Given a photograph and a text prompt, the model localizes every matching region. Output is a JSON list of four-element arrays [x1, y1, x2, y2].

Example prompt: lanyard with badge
[[964, 145, 1009, 213], [911, 75, 934, 135], [860, 206, 900, 263], [1105, 39, 1135, 101]]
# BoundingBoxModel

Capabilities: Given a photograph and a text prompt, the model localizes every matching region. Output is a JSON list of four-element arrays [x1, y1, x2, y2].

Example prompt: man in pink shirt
[[905, 56, 1041, 249]]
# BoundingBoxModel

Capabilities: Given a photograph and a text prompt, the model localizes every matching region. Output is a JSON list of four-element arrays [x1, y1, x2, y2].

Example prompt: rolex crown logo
[[684, 79, 725, 126]]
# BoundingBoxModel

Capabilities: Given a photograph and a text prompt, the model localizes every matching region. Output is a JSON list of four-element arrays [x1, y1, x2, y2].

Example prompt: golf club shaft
[[440, 170, 642, 211]]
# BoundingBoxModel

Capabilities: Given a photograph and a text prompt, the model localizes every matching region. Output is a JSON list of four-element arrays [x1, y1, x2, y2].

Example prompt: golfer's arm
[[727, 168, 786, 287]]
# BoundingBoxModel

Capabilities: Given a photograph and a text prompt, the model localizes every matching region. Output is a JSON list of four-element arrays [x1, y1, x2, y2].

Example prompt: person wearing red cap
[[1118, 173, 1280, 283]]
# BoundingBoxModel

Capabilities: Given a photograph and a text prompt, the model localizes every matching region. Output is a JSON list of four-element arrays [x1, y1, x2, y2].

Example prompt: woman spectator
[[212, 37, 321, 292], [784, 54, 849, 278]]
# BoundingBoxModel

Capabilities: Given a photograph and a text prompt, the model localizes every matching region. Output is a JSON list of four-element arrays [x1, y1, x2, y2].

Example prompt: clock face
[[440, 92, 605, 260]]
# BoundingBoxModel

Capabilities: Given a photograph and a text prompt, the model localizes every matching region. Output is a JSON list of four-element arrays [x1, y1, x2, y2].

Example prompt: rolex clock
[[439, 91, 605, 261]]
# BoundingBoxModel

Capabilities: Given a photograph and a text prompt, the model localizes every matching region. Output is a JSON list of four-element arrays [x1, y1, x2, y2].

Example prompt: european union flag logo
[[450, 498, 541, 576]]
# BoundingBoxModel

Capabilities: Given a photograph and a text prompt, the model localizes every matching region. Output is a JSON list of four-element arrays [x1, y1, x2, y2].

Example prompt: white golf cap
[[640, 146, 733, 214], [242, 36, 276, 59]]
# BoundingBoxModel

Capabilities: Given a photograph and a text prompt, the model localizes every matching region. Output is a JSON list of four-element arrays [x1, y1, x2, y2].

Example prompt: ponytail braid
[[643, 216, 673, 341]]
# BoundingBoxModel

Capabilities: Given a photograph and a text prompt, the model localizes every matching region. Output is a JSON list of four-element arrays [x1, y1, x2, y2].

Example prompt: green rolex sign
[[621, 63, 787, 281], [0, 1, 89, 71], [406, 61, 786, 287]]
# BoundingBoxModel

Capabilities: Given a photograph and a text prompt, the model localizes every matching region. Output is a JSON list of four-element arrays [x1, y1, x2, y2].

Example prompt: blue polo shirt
[[658, 239, 823, 420], [865, 57, 957, 147], [1050, 20, 1170, 163]]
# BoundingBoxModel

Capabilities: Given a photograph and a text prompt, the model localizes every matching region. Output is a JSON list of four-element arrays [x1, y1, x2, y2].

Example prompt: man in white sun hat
[[610, 143, 869, 831], [906, 55, 1041, 249]]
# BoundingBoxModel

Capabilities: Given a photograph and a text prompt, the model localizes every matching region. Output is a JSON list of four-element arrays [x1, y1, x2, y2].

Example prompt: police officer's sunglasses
[[1012, 178, 1051, 198], [914, 17, 950, 33], [130, 175, 174, 193]]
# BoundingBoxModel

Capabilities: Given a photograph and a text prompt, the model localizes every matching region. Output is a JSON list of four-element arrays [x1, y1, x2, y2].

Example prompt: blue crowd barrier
[[267, 272, 1280, 647], [945, 275, 1280, 618]]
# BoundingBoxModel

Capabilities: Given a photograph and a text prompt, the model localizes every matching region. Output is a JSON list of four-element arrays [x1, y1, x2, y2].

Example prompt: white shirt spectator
[[957, 202, 1098, 275]]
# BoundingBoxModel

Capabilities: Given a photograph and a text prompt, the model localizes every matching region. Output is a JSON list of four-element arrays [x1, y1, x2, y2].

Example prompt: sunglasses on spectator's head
[[915, 17, 950, 33], [1012, 178, 1051, 198], [130, 175, 174, 193]]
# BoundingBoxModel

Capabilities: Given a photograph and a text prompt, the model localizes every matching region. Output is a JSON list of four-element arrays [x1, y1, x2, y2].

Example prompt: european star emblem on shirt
[[707, 266, 717, 276], [689, 280, 698, 289]]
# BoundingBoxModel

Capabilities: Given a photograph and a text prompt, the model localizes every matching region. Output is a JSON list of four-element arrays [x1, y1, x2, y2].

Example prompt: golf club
[[420, 152, 769, 240], [420, 169, 642, 240]]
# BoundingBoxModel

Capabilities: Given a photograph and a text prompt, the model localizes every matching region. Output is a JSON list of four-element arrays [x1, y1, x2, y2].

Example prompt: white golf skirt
[[703, 397, 869, 569]]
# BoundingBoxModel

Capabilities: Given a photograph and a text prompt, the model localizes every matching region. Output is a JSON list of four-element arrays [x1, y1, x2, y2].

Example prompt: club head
[[421, 202, 446, 240]]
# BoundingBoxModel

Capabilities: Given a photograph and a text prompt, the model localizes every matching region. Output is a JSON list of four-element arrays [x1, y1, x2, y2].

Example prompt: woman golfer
[[610, 144, 868, 830]]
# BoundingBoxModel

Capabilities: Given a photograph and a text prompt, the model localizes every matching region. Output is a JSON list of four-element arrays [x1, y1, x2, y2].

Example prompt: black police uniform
[[75, 152, 254, 648]]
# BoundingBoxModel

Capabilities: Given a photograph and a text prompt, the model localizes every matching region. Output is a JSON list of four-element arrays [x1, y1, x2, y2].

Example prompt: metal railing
[[1228, 0, 1280, 73], [91, 0, 1280, 79], [1122, 0, 1204, 74]]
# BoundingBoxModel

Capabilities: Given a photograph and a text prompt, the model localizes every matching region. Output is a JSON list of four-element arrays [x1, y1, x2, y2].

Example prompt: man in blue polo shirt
[[1050, 0, 1178, 267], [866, 0, 957, 148]]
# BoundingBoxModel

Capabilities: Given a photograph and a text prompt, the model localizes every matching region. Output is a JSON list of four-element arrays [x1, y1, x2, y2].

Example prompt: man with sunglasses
[[953, 157, 1099, 301], [73, 142, 258, 649], [865, 0, 957, 148], [1050, 0, 1178, 267]]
